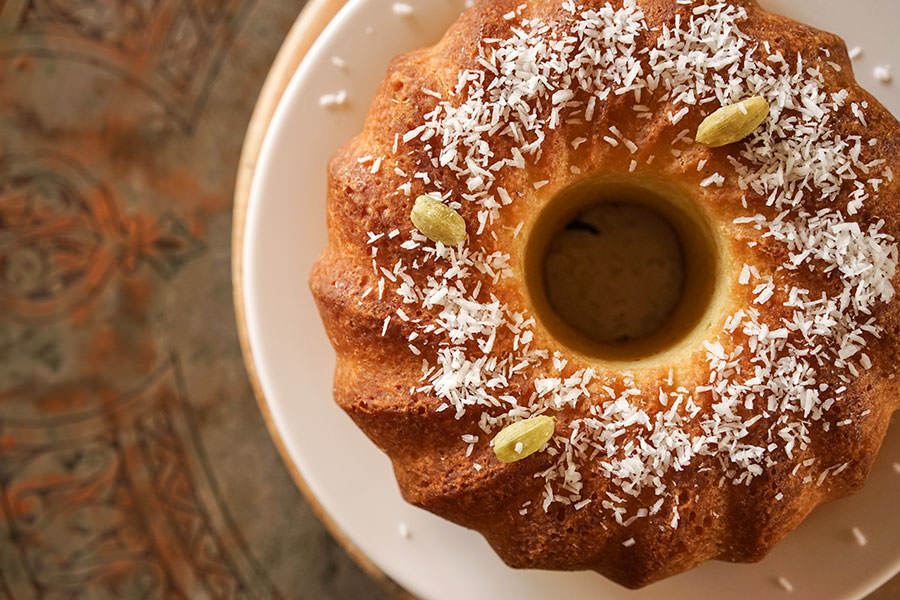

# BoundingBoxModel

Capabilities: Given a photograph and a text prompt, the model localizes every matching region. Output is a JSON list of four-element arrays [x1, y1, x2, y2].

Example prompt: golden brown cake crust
[[310, 0, 900, 588]]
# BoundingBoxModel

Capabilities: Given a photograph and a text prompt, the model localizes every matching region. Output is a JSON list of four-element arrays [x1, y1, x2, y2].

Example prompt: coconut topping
[[360, 0, 896, 523]]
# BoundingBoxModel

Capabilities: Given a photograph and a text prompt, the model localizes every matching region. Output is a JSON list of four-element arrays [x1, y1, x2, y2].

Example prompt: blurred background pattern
[[0, 1, 389, 597]]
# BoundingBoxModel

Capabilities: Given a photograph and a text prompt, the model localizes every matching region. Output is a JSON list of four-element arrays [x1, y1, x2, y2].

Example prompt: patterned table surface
[[0, 0, 388, 597], [0, 0, 895, 598]]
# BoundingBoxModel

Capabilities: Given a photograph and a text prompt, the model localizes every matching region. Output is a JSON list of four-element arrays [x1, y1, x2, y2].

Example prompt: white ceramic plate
[[242, 1, 900, 598]]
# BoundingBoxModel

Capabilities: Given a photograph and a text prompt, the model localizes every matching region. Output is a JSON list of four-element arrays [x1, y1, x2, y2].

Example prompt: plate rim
[[231, 1, 899, 599], [231, 0, 414, 597]]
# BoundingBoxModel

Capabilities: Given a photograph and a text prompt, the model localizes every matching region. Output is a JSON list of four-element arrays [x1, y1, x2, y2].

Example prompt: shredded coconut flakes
[[359, 0, 897, 528]]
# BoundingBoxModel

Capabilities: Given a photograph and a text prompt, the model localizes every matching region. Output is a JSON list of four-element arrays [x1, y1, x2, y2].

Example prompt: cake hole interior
[[545, 201, 684, 344], [524, 175, 722, 364]]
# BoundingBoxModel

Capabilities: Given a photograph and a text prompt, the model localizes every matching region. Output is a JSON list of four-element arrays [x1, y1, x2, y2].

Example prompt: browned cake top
[[311, 0, 900, 586]]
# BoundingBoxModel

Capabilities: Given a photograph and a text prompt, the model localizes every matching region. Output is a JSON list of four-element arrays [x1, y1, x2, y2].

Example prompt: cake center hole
[[524, 176, 721, 363], [544, 202, 684, 344]]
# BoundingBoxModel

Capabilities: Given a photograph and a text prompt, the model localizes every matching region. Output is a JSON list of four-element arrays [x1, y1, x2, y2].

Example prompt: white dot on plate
[[392, 2, 414, 16], [776, 576, 794, 593], [398, 521, 410, 539], [873, 65, 892, 83], [318, 90, 347, 108]]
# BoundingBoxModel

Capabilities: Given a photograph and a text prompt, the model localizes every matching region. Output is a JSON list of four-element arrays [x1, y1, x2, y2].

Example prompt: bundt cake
[[310, 0, 900, 588]]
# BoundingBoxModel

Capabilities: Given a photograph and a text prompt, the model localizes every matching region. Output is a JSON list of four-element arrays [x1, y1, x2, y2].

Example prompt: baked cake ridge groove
[[311, 0, 900, 585]]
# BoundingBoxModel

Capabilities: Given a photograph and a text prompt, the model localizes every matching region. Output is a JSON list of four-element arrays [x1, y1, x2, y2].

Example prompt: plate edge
[[231, 1, 416, 598]]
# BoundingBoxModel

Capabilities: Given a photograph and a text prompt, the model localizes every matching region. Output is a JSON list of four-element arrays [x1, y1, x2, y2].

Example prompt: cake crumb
[[392, 2, 414, 16], [873, 65, 892, 83], [848, 46, 862, 61], [398, 521, 410, 539], [776, 576, 794, 593], [319, 90, 347, 108], [851, 526, 868, 547]]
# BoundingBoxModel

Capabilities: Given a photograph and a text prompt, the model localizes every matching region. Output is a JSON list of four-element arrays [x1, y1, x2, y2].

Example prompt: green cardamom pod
[[696, 96, 770, 147], [410, 194, 467, 246], [492, 415, 556, 463]]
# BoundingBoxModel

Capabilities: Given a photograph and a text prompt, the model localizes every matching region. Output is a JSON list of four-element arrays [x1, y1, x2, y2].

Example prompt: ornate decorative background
[[0, 1, 389, 597]]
